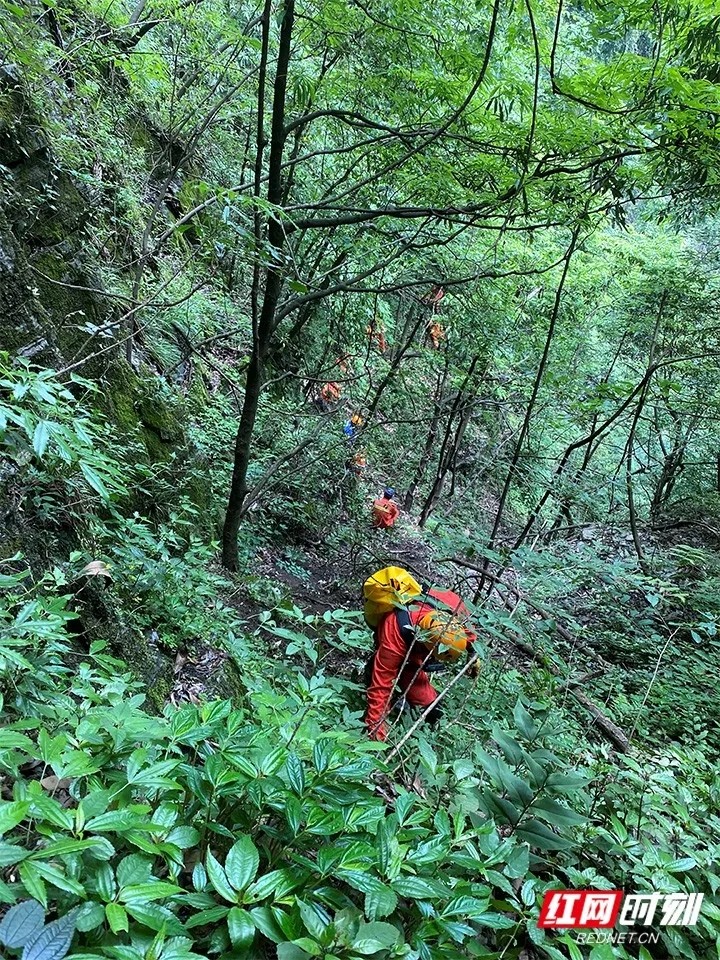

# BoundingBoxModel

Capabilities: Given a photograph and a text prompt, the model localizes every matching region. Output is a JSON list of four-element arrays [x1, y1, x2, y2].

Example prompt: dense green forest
[[2, 0, 720, 957]]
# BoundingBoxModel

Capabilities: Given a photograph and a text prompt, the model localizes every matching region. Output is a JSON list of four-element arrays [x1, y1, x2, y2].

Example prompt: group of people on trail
[[362, 567, 478, 741]]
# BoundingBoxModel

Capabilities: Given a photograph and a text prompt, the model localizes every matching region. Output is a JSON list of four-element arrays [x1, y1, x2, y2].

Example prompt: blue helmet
[[384, 487, 395, 499]]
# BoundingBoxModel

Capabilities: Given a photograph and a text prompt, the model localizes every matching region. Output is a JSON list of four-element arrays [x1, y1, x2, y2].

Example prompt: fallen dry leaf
[[81, 560, 112, 579], [40, 775, 72, 792]]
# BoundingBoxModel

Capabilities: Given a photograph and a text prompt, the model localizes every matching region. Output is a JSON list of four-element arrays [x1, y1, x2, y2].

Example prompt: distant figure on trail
[[362, 567, 479, 741], [347, 448, 367, 477], [372, 487, 400, 529], [343, 413, 363, 444], [427, 321, 445, 350], [314, 381, 341, 412], [366, 320, 387, 353]]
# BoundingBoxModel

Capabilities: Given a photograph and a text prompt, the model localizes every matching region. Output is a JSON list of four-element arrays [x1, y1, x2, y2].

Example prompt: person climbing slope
[[362, 568, 478, 741], [372, 487, 399, 529], [343, 413, 363, 444]]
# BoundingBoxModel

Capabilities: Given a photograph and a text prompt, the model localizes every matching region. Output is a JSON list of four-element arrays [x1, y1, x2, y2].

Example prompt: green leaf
[[297, 900, 328, 941], [75, 903, 105, 933], [286, 754, 305, 796], [119, 881, 183, 903], [116, 855, 152, 889], [532, 796, 587, 828], [124, 903, 185, 937], [589, 945, 616, 960], [250, 906, 286, 944], [227, 907, 255, 949], [30, 839, 103, 860], [192, 863, 207, 892], [105, 904, 128, 935], [22, 907, 80, 960], [513, 700, 538, 740], [277, 945, 310, 960], [184, 906, 229, 929], [31, 862, 85, 897], [79, 463, 109, 499], [32, 421, 51, 458], [337, 872, 392, 896], [365, 887, 397, 921], [165, 826, 199, 849], [206, 850, 238, 904], [354, 922, 399, 952], [515, 818, 574, 851], [0, 843, 30, 868], [392, 876, 447, 900], [94, 863, 116, 903], [225, 836, 259, 892], [0, 900, 44, 948], [0, 801, 30, 835], [19, 864, 47, 908]]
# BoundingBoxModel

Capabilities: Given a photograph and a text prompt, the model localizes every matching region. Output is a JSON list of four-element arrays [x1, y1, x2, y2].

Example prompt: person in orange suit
[[372, 488, 400, 529], [428, 321, 445, 349], [364, 587, 478, 741], [366, 321, 387, 353]]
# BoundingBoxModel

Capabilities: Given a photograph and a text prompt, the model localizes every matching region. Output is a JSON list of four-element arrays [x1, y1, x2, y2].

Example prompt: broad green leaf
[[119, 882, 183, 903], [124, 903, 185, 937], [515, 818, 574, 851], [105, 904, 128, 934], [116, 855, 152, 889], [225, 836, 259, 892], [250, 906, 286, 944], [22, 907, 80, 960], [365, 887, 398, 921], [75, 903, 105, 933], [285, 754, 305, 796], [297, 900, 328, 941], [227, 907, 255, 948], [206, 850, 238, 904], [0, 801, 30, 836], [19, 864, 47, 908], [392, 876, 447, 900], [79, 462, 109, 499], [32, 421, 51, 458], [0, 900, 44, 948]]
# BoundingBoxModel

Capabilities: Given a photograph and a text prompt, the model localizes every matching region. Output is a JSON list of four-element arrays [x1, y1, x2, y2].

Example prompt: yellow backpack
[[363, 566, 422, 628]]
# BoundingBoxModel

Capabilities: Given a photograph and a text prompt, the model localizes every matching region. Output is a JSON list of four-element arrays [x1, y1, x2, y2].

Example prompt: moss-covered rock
[[70, 576, 175, 713]]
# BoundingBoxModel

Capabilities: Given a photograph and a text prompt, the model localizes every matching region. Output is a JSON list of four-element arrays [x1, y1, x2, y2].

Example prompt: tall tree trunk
[[222, 0, 294, 570]]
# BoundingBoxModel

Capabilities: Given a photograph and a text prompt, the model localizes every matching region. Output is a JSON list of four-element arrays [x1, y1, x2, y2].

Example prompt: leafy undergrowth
[[2, 553, 720, 960], [2, 366, 720, 960]]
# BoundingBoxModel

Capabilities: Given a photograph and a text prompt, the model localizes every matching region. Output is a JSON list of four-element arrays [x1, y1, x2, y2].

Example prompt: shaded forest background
[[1, 0, 720, 957]]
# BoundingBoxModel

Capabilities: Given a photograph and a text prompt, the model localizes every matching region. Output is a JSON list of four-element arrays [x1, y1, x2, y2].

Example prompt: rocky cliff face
[[0, 65, 199, 469], [0, 65, 113, 365]]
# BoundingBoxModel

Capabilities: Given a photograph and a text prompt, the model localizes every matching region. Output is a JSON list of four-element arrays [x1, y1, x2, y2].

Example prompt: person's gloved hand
[[467, 659, 480, 680]]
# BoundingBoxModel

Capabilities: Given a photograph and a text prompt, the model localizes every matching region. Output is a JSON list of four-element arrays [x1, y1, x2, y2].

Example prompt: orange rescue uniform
[[372, 497, 400, 529], [365, 589, 476, 741]]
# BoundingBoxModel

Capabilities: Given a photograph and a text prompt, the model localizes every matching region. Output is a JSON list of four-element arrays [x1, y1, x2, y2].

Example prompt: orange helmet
[[416, 611, 469, 662]]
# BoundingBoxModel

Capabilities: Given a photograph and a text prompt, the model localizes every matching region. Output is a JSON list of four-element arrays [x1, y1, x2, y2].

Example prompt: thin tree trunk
[[365, 311, 426, 420], [419, 355, 480, 525], [621, 294, 666, 571], [222, 0, 294, 570], [404, 359, 450, 512]]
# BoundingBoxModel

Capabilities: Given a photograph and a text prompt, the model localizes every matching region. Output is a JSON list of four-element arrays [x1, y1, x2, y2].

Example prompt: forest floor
[[168, 515, 439, 704]]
